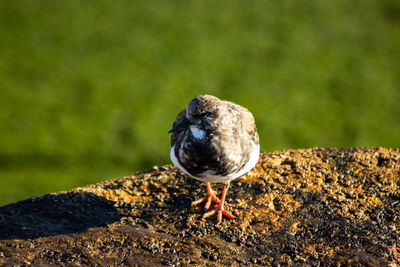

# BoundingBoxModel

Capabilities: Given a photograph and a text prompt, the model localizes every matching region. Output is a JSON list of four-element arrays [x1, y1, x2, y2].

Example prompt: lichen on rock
[[0, 148, 399, 265]]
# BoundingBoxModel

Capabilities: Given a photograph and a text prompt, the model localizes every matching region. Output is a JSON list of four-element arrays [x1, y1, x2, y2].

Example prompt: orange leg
[[191, 182, 221, 210], [203, 183, 235, 223]]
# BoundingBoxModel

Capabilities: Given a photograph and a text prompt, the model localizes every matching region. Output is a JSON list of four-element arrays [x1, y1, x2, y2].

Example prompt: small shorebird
[[169, 95, 260, 223]]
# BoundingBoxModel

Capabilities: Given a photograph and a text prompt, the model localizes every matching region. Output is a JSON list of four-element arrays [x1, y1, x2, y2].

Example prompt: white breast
[[170, 141, 260, 184], [170, 145, 193, 178], [197, 141, 260, 183]]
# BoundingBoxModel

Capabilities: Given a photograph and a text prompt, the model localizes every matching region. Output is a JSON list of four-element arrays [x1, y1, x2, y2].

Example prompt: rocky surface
[[0, 147, 399, 266]]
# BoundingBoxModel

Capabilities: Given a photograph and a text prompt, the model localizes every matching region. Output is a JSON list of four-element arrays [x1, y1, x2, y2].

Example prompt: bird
[[168, 94, 260, 223]]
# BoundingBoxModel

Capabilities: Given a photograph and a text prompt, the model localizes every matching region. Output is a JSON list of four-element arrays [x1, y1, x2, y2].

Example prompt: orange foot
[[203, 204, 235, 223], [193, 182, 235, 223], [191, 182, 220, 210]]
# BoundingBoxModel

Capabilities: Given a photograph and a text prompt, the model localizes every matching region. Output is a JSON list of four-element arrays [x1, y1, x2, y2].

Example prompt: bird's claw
[[191, 183, 221, 210], [203, 206, 235, 223]]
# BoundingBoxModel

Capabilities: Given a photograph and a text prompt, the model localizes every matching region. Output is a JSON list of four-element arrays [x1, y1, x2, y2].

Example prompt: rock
[[0, 147, 399, 265]]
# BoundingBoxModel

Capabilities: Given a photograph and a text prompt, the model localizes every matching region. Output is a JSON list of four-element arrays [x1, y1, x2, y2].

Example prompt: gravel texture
[[0, 147, 399, 266]]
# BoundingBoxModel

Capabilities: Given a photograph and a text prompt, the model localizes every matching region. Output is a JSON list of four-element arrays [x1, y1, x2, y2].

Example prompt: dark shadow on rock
[[0, 192, 122, 240]]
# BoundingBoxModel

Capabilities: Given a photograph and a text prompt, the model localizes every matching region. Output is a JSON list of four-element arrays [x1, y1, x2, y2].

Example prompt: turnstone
[[168, 95, 260, 222]]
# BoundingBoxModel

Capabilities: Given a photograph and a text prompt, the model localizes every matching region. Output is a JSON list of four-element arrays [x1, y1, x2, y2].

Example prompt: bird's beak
[[168, 117, 190, 133]]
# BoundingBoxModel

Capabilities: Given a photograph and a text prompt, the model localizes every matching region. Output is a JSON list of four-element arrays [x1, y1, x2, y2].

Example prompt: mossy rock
[[0, 148, 399, 265]]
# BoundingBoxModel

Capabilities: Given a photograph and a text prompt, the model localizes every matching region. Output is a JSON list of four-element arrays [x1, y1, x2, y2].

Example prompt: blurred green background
[[0, 0, 399, 206]]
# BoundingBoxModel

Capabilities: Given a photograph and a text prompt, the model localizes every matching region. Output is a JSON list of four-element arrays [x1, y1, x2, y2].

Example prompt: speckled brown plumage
[[169, 95, 260, 222], [170, 95, 259, 181]]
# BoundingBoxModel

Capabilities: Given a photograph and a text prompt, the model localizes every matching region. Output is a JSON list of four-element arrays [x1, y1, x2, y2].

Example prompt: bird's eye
[[199, 111, 210, 118]]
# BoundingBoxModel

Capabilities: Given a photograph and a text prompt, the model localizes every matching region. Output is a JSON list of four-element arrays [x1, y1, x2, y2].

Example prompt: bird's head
[[168, 95, 221, 135]]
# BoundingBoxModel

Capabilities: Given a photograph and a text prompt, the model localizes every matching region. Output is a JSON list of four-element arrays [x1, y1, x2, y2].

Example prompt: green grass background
[[1, 0, 399, 206]]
